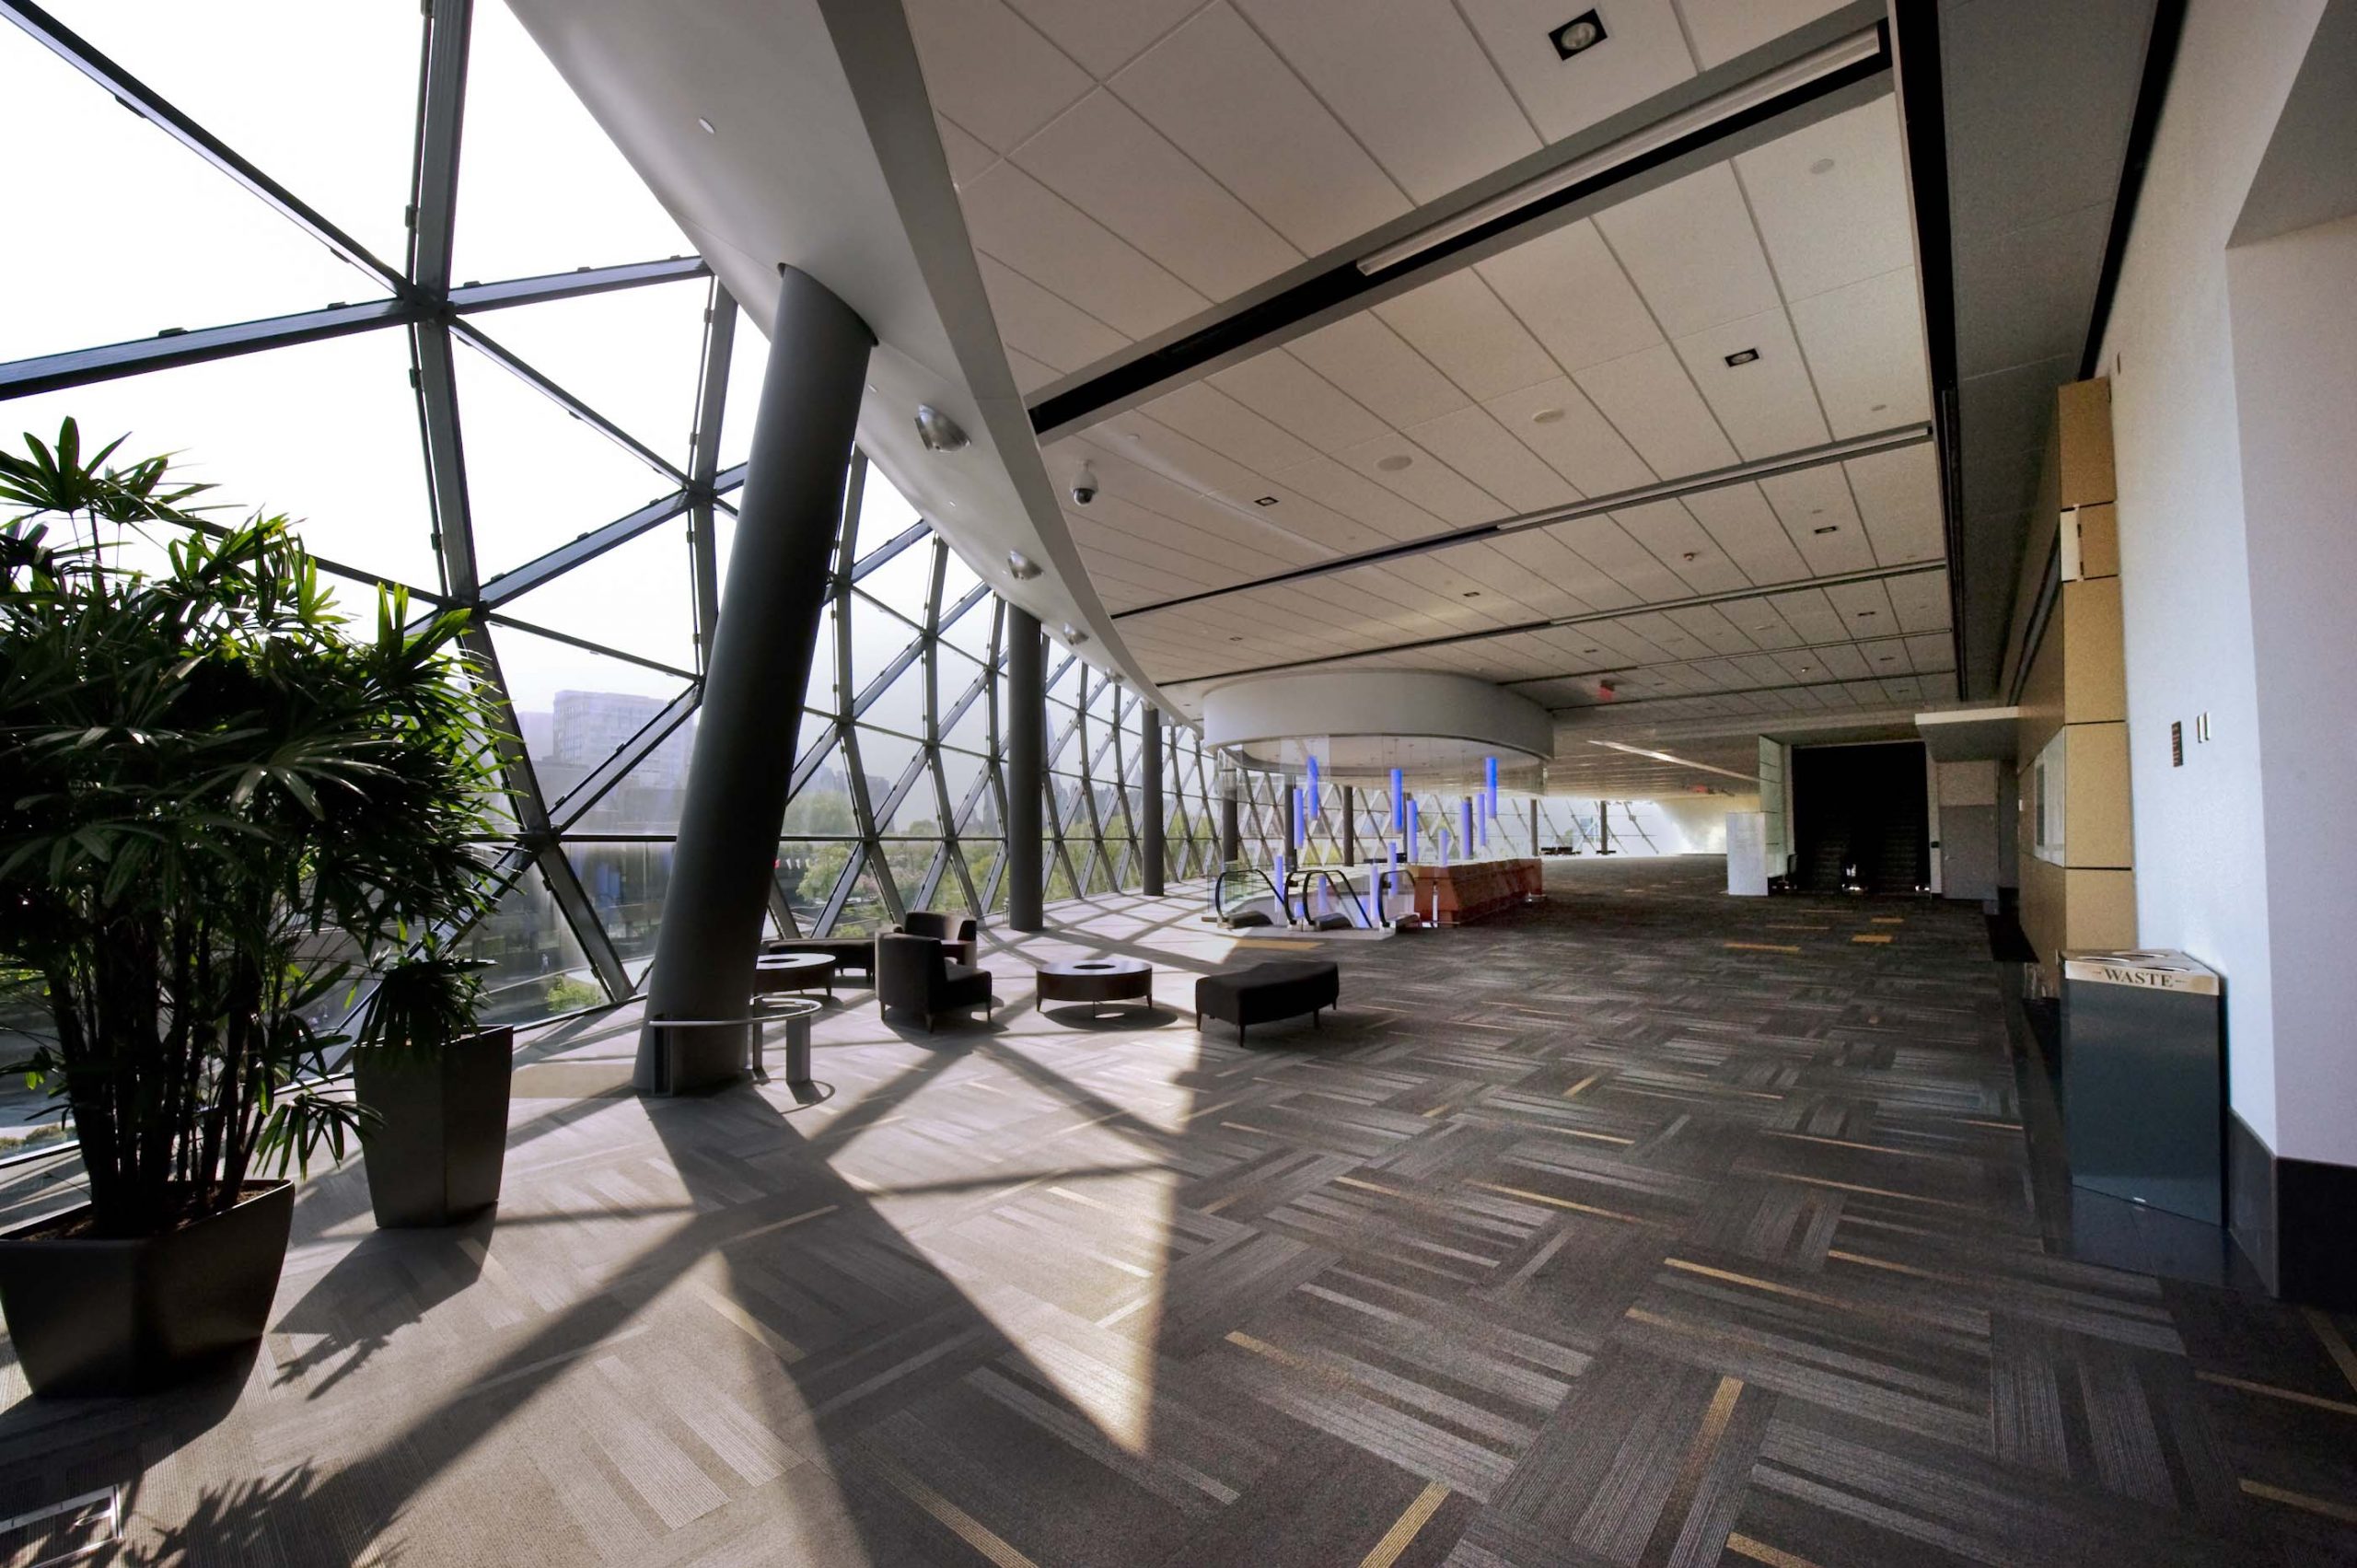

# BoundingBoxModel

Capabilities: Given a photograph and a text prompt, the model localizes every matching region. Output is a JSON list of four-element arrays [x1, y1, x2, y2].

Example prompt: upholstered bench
[[1194, 959, 1340, 1043]]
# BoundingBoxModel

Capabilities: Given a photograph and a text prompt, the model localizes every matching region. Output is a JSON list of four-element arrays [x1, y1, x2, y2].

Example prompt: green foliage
[[543, 974, 603, 1013], [352, 941, 489, 1063], [0, 420, 508, 1237]]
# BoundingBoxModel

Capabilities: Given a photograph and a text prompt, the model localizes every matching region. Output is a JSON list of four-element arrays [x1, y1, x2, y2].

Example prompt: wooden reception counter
[[1405, 858, 1543, 925]]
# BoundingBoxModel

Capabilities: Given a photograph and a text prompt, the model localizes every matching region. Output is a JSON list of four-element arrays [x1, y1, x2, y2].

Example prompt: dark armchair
[[876, 934, 993, 1032], [891, 910, 978, 966]]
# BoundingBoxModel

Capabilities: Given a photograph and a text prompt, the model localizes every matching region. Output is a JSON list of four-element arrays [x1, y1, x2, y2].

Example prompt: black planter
[[0, 1179, 294, 1398], [354, 1026, 514, 1228]]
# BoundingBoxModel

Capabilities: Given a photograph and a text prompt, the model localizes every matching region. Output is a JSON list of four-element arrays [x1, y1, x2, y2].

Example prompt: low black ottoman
[[1194, 959, 1340, 1043]]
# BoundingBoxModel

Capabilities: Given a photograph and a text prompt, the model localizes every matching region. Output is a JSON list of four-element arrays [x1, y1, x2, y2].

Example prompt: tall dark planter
[[354, 1026, 514, 1228], [0, 1179, 295, 1398]]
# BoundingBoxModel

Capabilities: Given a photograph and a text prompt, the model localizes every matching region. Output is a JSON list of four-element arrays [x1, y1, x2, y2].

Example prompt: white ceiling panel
[[1675, 0, 1853, 69], [1004, 0, 1204, 77], [1004, 347, 1060, 393], [1290, 314, 1473, 429], [1011, 90, 1303, 300], [1485, 378, 1657, 495], [905, 0, 1091, 152], [976, 255, 1130, 372], [1904, 633, 1950, 671], [1476, 217, 1666, 374], [1198, 477, 1390, 555], [1761, 587, 1844, 642], [1457, 0, 1697, 145], [1141, 380, 1319, 475], [1544, 515, 1688, 601], [1681, 482, 1809, 584], [1262, 453, 1451, 541], [1082, 407, 1272, 504], [1335, 434, 1502, 527], [1736, 97, 1913, 303], [1406, 406, 1579, 514], [1756, 463, 1875, 575], [1821, 575, 1898, 637], [1232, 0, 1540, 202], [1886, 569, 1953, 634], [1374, 271, 1559, 402], [1209, 348, 1392, 456], [1844, 444, 1945, 564], [935, 114, 1000, 187], [1595, 163, 1781, 336], [1671, 308, 1830, 459], [1574, 344, 1741, 479], [1611, 500, 1751, 594], [958, 160, 1207, 337], [1112, 3, 1412, 257], [1791, 265, 1932, 436], [1487, 529, 1632, 610]]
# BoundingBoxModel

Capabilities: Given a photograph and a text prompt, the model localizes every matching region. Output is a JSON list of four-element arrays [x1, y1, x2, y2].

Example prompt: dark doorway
[[1792, 741, 1929, 894]]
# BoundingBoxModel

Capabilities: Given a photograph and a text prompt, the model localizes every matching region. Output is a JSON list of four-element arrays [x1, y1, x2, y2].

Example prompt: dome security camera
[[1071, 462, 1097, 506]]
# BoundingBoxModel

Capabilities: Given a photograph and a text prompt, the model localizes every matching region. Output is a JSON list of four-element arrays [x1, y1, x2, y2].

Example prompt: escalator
[[1213, 865, 1286, 928], [1291, 867, 1375, 930]]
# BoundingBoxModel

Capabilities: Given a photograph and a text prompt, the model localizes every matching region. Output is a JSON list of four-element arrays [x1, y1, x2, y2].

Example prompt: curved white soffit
[[505, 0, 1169, 708], [1202, 671, 1554, 764]]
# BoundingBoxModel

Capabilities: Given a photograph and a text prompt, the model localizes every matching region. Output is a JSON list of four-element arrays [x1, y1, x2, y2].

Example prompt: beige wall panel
[[2017, 606, 2066, 761], [2064, 721, 2135, 869], [2073, 503, 2120, 579], [2058, 377, 2116, 508], [2067, 867, 2140, 951], [2063, 576, 2127, 724]]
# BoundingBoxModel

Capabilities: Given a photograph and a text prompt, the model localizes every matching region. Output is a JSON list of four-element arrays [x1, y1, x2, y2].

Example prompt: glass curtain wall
[[2, 0, 1214, 1030]]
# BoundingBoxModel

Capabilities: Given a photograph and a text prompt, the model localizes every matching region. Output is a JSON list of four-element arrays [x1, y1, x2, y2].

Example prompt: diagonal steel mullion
[[476, 490, 691, 610], [449, 318, 692, 486], [482, 611, 699, 682], [549, 686, 702, 830], [4, 0, 405, 290], [0, 301, 415, 399], [449, 256, 710, 313], [849, 520, 930, 581]]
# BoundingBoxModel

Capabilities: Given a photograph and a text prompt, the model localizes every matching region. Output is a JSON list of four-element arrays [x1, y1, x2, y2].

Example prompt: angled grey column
[[1341, 785, 1356, 865], [1140, 708, 1166, 896], [1220, 778, 1240, 865], [636, 266, 871, 1093], [1005, 606, 1045, 931]]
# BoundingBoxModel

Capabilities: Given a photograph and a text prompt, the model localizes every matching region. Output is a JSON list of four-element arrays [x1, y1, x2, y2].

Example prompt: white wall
[[2228, 211, 2357, 1164], [2098, 0, 2325, 1154]]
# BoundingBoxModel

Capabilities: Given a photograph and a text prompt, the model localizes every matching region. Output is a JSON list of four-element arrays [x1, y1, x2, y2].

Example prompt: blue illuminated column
[[1306, 751, 1319, 799], [1293, 786, 1307, 848], [1389, 768, 1405, 831], [1461, 797, 1475, 854], [1387, 843, 1399, 919], [1405, 796, 1419, 859], [1485, 756, 1499, 820]]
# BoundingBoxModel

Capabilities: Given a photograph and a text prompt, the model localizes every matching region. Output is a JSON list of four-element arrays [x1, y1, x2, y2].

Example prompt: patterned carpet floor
[[3, 858, 2353, 1565]]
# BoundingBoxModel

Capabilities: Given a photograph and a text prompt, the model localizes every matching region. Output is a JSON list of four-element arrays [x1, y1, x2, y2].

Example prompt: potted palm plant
[[0, 421, 505, 1397], [350, 944, 514, 1228]]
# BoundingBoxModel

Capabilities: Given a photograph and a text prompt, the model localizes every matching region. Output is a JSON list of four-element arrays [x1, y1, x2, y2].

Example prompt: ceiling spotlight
[[1724, 348, 1760, 367], [1856, 610, 1876, 618], [1870, 402, 1889, 412], [697, 117, 717, 135], [1680, 551, 1698, 563], [1006, 550, 1040, 581], [913, 404, 970, 452], [1531, 406, 1567, 424], [1253, 495, 1280, 506], [1808, 157, 1835, 175], [1462, 589, 1481, 598], [1376, 453, 1414, 471], [1550, 9, 1607, 59], [1812, 524, 1839, 535], [1062, 623, 1089, 645]]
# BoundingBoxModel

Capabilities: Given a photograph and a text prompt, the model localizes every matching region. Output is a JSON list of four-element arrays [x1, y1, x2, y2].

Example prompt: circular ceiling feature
[[1201, 669, 1552, 785]]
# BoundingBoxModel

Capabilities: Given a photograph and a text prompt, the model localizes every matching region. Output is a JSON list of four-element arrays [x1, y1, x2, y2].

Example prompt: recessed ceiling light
[[1870, 401, 1889, 413], [1253, 495, 1280, 506], [1462, 589, 1481, 598], [697, 117, 717, 135], [1549, 9, 1607, 59], [913, 404, 970, 452], [1680, 552, 1698, 563], [1006, 550, 1040, 580], [1531, 406, 1567, 424], [1812, 524, 1839, 535], [1724, 348, 1760, 367], [1857, 610, 1876, 618], [1376, 453, 1414, 471], [1808, 157, 1835, 175], [1877, 655, 1895, 662]]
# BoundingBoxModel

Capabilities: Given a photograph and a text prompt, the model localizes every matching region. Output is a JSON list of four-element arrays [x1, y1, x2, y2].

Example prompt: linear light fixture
[[1586, 739, 1760, 785], [1356, 28, 1884, 278]]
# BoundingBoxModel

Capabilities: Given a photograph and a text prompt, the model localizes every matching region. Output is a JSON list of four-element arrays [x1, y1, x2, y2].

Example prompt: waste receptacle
[[2061, 949, 2224, 1224]]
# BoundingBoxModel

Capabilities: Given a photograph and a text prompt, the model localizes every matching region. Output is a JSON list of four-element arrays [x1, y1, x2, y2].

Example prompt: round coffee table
[[1035, 955, 1155, 1018], [753, 951, 835, 999]]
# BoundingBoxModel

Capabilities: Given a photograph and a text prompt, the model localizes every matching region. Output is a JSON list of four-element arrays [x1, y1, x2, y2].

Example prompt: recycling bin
[[2061, 949, 2224, 1224]]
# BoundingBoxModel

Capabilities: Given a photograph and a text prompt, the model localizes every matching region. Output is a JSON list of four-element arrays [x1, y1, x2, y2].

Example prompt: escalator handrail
[[1290, 866, 1374, 929], [1213, 863, 1286, 923]]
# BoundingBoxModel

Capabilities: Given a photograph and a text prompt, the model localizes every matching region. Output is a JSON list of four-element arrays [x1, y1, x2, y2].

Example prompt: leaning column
[[1140, 707, 1166, 896], [1004, 606, 1045, 931], [636, 266, 872, 1093]]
